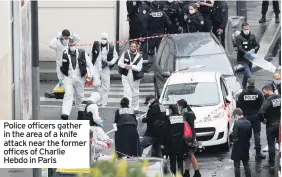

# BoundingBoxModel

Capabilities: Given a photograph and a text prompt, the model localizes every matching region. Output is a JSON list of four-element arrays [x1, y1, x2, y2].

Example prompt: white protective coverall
[[86, 92, 110, 141], [118, 50, 143, 111], [59, 43, 94, 116], [92, 32, 118, 106], [86, 92, 112, 161], [49, 32, 80, 79]]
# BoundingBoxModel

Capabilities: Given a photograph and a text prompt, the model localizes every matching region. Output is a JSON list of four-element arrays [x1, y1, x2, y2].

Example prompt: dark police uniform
[[168, 114, 185, 175], [237, 86, 264, 155], [91, 41, 115, 69], [236, 31, 260, 89], [60, 49, 87, 77], [114, 107, 140, 157], [212, 1, 228, 47], [259, 0, 280, 23], [159, 1, 182, 34], [231, 117, 252, 177], [258, 94, 281, 166], [127, 1, 142, 39], [182, 11, 204, 33], [266, 82, 281, 96], [147, 4, 171, 55], [198, 0, 214, 32], [77, 100, 99, 126]]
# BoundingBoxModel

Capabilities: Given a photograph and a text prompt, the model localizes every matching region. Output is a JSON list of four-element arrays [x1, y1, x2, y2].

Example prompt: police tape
[[41, 33, 171, 47]]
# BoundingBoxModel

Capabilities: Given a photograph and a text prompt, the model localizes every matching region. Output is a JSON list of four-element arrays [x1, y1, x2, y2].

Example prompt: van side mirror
[[161, 72, 171, 78]]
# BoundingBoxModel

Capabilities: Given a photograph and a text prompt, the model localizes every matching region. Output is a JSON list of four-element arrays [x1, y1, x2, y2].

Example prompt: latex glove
[[98, 120, 104, 127], [250, 49, 255, 53], [87, 75, 93, 81], [58, 79, 63, 86]]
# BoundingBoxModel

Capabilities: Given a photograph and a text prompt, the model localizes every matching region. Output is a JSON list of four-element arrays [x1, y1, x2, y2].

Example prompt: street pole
[[236, 1, 247, 22], [31, 1, 41, 177]]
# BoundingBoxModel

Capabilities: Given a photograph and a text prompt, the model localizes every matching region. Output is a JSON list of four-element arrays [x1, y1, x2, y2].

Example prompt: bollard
[[90, 130, 93, 166]]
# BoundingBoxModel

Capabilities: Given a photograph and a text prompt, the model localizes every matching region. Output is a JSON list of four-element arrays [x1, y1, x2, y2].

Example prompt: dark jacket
[[126, 1, 141, 19], [183, 11, 204, 33], [236, 31, 260, 62], [142, 100, 162, 137], [114, 108, 138, 128], [212, 1, 228, 29], [147, 8, 171, 34], [266, 82, 281, 95], [258, 94, 281, 126], [237, 86, 264, 115], [167, 113, 185, 154], [231, 117, 252, 161], [159, 1, 182, 34]]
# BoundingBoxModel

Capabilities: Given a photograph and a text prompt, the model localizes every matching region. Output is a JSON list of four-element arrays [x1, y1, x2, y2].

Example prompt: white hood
[[87, 92, 101, 103], [190, 105, 218, 123]]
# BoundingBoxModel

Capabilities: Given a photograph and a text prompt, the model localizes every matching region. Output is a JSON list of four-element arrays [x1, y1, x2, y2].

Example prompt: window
[[159, 44, 169, 67], [163, 82, 220, 106], [155, 40, 166, 66], [220, 78, 228, 98], [166, 53, 174, 72]]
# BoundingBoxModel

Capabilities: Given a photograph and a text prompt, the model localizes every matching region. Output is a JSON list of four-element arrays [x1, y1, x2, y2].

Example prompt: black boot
[[259, 15, 266, 23], [275, 14, 280, 23], [255, 149, 266, 160], [61, 114, 69, 120], [183, 170, 190, 177], [193, 170, 201, 177]]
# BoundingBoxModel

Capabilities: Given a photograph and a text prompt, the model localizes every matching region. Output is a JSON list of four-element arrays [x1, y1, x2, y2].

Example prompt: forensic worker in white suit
[[118, 41, 143, 112], [49, 29, 81, 81], [91, 32, 118, 107], [59, 36, 94, 120]]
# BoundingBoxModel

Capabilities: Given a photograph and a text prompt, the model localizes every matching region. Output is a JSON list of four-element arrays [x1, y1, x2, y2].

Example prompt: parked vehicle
[[159, 71, 237, 151], [153, 33, 242, 99]]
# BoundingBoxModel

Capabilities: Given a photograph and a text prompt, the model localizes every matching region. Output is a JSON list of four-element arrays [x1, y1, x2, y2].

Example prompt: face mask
[[273, 80, 281, 85], [62, 39, 68, 46], [70, 46, 76, 52], [189, 9, 195, 14], [101, 40, 107, 45], [264, 94, 270, 99], [243, 30, 250, 35]]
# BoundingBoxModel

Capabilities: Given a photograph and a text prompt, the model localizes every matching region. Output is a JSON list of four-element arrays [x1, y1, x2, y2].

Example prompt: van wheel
[[221, 128, 230, 152]]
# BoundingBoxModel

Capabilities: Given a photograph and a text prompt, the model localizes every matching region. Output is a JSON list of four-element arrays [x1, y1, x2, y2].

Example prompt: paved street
[[37, 1, 282, 177], [40, 49, 281, 177]]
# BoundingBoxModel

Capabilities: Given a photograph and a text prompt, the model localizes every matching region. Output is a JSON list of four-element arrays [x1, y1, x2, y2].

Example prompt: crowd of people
[[47, 1, 281, 177], [126, 0, 228, 68]]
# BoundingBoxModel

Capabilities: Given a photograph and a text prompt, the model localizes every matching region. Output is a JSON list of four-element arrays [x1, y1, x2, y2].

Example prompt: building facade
[[39, 0, 129, 62], [0, 0, 32, 122]]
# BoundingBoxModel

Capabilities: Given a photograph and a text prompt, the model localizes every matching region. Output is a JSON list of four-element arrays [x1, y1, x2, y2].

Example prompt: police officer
[[237, 78, 266, 160], [159, 0, 182, 34], [231, 108, 252, 177], [259, 0, 280, 24], [127, 1, 142, 39], [212, 1, 228, 47], [147, 1, 171, 55], [182, 3, 204, 33], [236, 23, 260, 89], [167, 104, 185, 175], [198, 0, 214, 32], [259, 85, 281, 169]]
